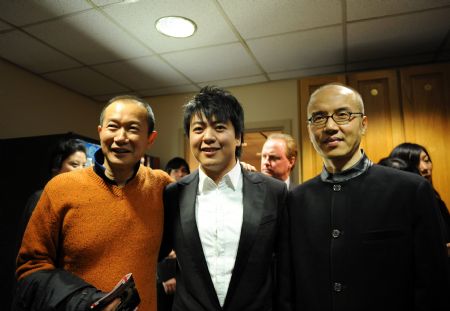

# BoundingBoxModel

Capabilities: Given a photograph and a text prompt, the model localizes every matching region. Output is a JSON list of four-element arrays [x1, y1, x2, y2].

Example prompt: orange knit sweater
[[17, 165, 172, 311]]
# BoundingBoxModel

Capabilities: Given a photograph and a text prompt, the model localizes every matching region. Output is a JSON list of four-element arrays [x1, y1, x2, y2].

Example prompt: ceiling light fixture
[[155, 16, 197, 38]]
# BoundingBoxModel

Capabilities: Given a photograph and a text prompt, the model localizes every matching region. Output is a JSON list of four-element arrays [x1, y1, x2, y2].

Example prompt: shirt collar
[[93, 148, 140, 185], [198, 160, 242, 193], [320, 150, 373, 183], [284, 176, 290, 188]]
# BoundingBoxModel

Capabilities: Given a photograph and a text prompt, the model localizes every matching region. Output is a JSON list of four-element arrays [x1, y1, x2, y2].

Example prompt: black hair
[[378, 157, 418, 173], [165, 157, 190, 175], [183, 86, 244, 157], [50, 139, 87, 175], [100, 95, 155, 134], [389, 142, 431, 171]]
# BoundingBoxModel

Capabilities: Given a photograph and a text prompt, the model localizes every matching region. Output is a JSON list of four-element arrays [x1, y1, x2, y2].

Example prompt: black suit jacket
[[162, 168, 287, 311], [277, 165, 449, 311]]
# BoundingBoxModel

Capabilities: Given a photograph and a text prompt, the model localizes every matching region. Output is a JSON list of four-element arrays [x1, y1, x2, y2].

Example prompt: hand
[[167, 250, 176, 259], [162, 278, 176, 294], [241, 162, 257, 172], [102, 298, 121, 311]]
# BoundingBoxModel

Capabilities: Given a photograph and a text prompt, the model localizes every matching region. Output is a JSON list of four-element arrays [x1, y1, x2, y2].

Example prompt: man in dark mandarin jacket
[[277, 83, 449, 311]]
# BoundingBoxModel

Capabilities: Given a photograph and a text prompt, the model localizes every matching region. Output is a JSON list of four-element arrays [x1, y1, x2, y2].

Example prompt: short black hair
[[183, 86, 244, 157], [50, 139, 87, 175], [165, 157, 190, 174], [100, 95, 155, 134]]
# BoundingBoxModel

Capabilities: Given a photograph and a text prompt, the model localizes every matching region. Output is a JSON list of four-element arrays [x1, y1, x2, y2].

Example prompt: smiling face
[[307, 85, 367, 172], [189, 112, 241, 182], [98, 99, 156, 174]]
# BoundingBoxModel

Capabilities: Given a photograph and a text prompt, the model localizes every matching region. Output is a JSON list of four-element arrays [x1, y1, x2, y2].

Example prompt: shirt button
[[333, 282, 343, 292], [333, 184, 341, 191], [332, 229, 341, 238]]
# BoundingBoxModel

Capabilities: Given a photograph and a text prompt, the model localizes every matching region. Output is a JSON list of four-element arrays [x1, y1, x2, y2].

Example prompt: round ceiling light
[[155, 16, 197, 38]]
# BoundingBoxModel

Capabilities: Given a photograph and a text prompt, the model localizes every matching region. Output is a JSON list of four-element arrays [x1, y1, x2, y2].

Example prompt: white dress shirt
[[196, 161, 243, 306]]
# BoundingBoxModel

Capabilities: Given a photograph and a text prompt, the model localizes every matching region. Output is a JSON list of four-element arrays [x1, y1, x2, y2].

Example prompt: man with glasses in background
[[277, 83, 449, 311]]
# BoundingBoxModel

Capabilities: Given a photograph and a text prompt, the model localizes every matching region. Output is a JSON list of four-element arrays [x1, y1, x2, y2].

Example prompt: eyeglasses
[[308, 111, 364, 127]]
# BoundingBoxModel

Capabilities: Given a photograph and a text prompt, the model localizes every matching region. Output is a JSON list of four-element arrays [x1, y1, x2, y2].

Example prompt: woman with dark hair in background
[[17, 138, 87, 243], [390, 142, 450, 255]]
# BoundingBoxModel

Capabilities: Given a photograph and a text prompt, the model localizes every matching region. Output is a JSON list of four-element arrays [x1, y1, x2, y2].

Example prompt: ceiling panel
[[138, 84, 199, 97], [0, 0, 92, 26], [347, 8, 450, 62], [25, 9, 151, 65], [43, 67, 129, 96], [0, 30, 81, 73], [163, 43, 262, 82], [198, 75, 268, 89], [94, 55, 191, 90], [347, 0, 450, 21], [268, 64, 346, 81], [248, 26, 343, 73], [219, 0, 342, 38], [100, 0, 238, 54]]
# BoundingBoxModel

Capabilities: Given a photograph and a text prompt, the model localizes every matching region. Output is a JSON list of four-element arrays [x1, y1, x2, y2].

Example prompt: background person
[[165, 157, 190, 181], [278, 83, 449, 311], [389, 142, 450, 254], [14, 95, 173, 311], [260, 133, 297, 189], [17, 138, 87, 244]]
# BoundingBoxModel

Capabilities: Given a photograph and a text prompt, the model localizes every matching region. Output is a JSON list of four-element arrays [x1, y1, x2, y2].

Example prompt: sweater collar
[[320, 150, 372, 183], [93, 148, 140, 185]]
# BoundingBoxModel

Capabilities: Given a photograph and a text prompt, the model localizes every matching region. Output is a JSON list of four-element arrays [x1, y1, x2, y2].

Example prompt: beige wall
[[0, 59, 101, 140], [148, 80, 299, 176]]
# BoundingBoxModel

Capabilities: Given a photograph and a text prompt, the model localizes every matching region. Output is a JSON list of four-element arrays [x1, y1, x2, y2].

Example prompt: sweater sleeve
[[16, 187, 62, 280]]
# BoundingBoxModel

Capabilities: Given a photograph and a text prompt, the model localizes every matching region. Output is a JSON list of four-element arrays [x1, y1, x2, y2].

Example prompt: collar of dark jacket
[[320, 150, 373, 183]]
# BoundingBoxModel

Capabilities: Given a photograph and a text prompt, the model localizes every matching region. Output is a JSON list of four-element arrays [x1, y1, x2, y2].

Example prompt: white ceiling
[[0, 0, 449, 102]]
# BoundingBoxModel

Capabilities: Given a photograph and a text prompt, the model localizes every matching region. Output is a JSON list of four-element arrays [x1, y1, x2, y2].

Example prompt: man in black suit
[[277, 83, 449, 311], [162, 86, 287, 311]]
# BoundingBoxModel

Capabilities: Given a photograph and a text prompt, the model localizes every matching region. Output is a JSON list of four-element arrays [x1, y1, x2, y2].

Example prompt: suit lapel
[[223, 170, 266, 309], [179, 171, 222, 309]]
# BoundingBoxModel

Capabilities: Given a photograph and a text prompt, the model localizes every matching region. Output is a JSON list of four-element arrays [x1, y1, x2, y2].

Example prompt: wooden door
[[400, 63, 450, 208], [299, 75, 346, 182], [348, 69, 404, 163]]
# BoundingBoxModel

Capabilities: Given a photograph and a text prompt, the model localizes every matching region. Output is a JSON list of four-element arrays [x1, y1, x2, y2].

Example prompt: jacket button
[[332, 229, 341, 238], [333, 282, 343, 292], [333, 184, 341, 191]]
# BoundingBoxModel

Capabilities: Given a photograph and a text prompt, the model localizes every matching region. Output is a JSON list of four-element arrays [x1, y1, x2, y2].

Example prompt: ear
[[361, 115, 368, 135], [97, 125, 102, 134], [147, 131, 158, 147], [289, 156, 296, 168]]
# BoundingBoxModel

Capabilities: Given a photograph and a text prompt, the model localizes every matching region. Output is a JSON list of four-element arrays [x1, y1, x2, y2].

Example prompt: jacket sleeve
[[11, 269, 104, 311], [276, 189, 294, 311], [159, 184, 176, 262], [413, 179, 450, 310]]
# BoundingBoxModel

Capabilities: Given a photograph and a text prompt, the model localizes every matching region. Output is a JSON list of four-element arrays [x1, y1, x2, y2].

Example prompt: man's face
[[98, 100, 156, 172], [189, 112, 241, 180], [260, 139, 294, 181], [307, 86, 367, 165], [169, 166, 189, 181]]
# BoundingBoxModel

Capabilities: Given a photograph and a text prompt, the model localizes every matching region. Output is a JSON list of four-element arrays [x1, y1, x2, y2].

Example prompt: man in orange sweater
[[14, 95, 173, 310]]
